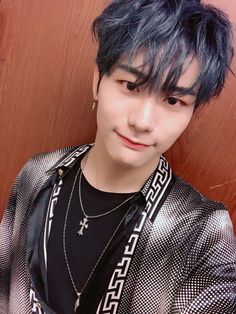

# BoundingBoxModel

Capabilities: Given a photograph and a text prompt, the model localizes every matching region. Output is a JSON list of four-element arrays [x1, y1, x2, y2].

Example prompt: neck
[[82, 144, 159, 193]]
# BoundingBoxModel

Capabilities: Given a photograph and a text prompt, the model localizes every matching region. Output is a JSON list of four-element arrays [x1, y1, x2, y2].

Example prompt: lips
[[117, 132, 150, 149]]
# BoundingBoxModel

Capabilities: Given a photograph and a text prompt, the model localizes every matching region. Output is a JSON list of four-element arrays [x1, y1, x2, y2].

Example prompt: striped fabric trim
[[97, 155, 172, 313], [36, 147, 172, 314]]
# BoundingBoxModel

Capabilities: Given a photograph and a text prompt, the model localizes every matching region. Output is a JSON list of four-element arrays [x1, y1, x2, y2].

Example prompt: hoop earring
[[92, 101, 97, 111]]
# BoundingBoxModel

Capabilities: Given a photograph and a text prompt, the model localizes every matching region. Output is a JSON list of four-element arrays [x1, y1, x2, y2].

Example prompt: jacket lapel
[[97, 155, 174, 314]]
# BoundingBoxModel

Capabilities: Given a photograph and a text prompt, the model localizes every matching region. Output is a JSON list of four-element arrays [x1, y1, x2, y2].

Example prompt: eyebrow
[[116, 64, 197, 97], [116, 64, 147, 80], [170, 86, 197, 97]]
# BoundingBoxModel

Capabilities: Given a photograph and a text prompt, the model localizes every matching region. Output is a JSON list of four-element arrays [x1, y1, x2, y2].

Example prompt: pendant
[[74, 292, 81, 312], [77, 217, 89, 236]]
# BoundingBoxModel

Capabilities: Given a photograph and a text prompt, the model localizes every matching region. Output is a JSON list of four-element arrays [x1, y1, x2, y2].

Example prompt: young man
[[1, 0, 236, 313]]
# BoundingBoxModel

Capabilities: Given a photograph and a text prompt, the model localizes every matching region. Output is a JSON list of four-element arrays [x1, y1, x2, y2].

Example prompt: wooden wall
[[0, 0, 236, 231], [165, 0, 236, 229]]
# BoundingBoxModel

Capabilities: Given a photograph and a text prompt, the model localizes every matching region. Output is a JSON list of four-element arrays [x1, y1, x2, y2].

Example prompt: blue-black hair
[[92, 0, 234, 108]]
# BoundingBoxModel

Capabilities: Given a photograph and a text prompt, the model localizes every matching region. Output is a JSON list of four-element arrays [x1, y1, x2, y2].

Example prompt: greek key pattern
[[56, 144, 91, 169], [43, 179, 63, 270], [145, 155, 172, 220], [97, 156, 172, 313], [30, 286, 44, 314], [96, 212, 147, 314], [31, 180, 64, 314], [30, 146, 171, 314], [30, 145, 91, 314], [43, 144, 90, 269]]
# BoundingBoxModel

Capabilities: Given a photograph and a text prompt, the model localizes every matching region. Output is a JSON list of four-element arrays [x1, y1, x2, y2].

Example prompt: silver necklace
[[77, 155, 135, 236], [63, 164, 134, 313]]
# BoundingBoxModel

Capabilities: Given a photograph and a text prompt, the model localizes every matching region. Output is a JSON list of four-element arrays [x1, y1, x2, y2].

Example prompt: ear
[[92, 66, 99, 101]]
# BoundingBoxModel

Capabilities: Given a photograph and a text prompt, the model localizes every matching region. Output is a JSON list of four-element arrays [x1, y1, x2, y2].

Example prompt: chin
[[109, 148, 158, 169]]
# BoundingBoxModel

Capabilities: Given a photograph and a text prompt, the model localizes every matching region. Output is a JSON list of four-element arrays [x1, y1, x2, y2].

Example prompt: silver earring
[[92, 101, 97, 111]]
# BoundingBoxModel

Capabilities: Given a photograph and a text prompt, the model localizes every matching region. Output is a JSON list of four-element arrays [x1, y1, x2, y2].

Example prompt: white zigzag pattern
[[31, 146, 93, 313], [98, 158, 171, 313], [30, 288, 44, 314], [61, 146, 90, 168], [98, 212, 148, 313]]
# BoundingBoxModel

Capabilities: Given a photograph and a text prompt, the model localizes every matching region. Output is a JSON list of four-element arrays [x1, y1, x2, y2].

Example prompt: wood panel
[[0, 0, 235, 234], [165, 0, 236, 231], [0, 0, 104, 216]]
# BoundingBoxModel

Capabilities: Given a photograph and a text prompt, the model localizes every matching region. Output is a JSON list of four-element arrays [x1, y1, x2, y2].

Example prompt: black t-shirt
[[47, 161, 136, 314]]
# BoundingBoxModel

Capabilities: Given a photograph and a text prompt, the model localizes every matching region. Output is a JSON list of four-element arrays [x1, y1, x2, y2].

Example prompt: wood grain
[[0, 0, 104, 215], [0, 0, 235, 233]]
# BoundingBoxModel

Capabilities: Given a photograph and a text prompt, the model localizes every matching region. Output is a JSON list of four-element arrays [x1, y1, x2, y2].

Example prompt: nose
[[128, 96, 156, 133]]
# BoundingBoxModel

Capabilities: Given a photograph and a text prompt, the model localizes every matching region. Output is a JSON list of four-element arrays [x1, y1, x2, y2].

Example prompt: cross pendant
[[74, 292, 81, 312], [77, 217, 89, 236]]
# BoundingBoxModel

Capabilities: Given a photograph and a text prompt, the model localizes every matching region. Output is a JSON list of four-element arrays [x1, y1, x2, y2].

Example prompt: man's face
[[93, 53, 199, 169]]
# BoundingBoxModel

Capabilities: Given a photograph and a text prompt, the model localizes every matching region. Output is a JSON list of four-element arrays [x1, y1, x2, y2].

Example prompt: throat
[[84, 165, 139, 193], [82, 150, 159, 193]]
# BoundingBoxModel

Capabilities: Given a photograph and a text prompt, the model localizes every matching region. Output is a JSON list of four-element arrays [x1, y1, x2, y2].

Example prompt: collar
[[46, 144, 93, 175], [143, 155, 173, 220], [46, 144, 173, 220]]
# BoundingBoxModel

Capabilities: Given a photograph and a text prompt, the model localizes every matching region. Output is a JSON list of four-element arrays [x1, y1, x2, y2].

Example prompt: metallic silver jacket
[[1, 145, 236, 314]]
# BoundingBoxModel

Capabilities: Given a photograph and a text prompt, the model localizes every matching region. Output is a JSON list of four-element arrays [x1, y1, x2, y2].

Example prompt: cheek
[[97, 102, 114, 124], [96, 99, 119, 133], [96, 93, 127, 124], [174, 115, 192, 136], [159, 112, 193, 143]]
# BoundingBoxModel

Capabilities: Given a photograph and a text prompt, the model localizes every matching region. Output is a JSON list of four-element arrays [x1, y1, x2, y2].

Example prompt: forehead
[[115, 53, 150, 76]]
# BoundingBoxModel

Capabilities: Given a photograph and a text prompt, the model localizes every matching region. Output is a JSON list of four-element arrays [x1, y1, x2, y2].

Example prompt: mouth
[[116, 132, 151, 150]]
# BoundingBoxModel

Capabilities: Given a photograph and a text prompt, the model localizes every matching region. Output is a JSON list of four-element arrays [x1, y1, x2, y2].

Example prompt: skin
[[83, 53, 200, 193]]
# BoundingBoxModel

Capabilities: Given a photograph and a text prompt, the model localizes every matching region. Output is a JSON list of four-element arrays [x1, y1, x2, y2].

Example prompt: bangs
[[93, 0, 234, 108], [122, 38, 199, 98]]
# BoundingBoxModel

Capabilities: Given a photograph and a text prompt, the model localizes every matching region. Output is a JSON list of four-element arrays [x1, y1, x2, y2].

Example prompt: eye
[[166, 97, 185, 106], [123, 81, 140, 92], [127, 81, 137, 91], [167, 97, 178, 105]]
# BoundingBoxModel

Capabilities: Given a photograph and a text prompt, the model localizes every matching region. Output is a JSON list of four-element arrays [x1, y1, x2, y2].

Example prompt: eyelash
[[121, 81, 140, 93], [120, 81, 187, 106], [165, 97, 186, 107]]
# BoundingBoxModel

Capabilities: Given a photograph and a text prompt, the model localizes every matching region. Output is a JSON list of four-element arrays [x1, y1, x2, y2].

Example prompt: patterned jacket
[[1, 145, 236, 314]]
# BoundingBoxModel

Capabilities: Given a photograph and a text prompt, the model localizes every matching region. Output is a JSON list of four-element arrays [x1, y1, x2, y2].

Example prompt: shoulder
[[158, 175, 235, 243], [4, 145, 87, 221], [168, 175, 235, 243], [14, 144, 93, 197], [150, 175, 236, 269], [170, 175, 229, 214], [24, 145, 77, 170], [17, 146, 77, 184]]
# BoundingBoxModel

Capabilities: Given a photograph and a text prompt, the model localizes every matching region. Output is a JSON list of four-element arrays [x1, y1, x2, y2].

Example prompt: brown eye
[[126, 81, 139, 92], [167, 97, 178, 105]]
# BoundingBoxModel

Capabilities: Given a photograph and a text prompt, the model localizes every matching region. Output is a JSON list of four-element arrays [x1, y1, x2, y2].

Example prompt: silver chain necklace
[[77, 169, 135, 236], [63, 157, 135, 312]]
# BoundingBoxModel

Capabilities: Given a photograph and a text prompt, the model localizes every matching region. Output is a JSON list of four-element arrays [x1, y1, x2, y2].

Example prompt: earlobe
[[92, 66, 99, 100]]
